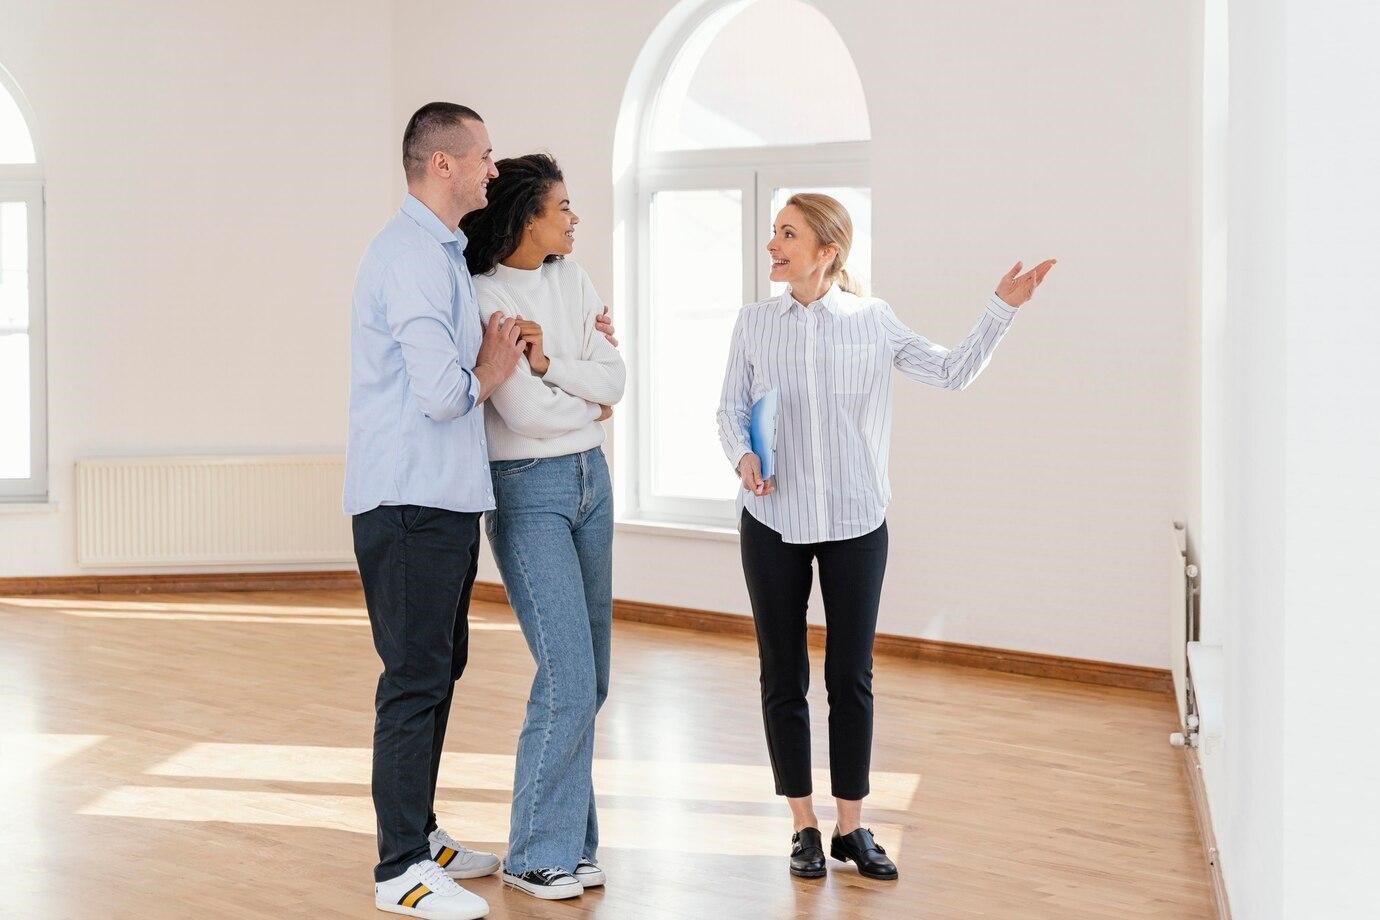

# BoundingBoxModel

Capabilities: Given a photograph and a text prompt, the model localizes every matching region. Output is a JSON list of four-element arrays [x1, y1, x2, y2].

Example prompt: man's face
[[450, 120, 498, 218]]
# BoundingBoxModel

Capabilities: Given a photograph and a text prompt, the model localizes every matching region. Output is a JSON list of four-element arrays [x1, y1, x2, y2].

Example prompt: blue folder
[[749, 389, 780, 481]]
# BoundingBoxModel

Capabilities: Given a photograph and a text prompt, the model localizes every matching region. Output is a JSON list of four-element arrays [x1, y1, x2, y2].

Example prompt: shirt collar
[[401, 193, 466, 247], [779, 282, 844, 315]]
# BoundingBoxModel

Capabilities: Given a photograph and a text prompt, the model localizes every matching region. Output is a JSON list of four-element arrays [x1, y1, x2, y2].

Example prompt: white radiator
[[1170, 522, 1192, 727], [76, 455, 353, 567], [1169, 522, 1214, 751]]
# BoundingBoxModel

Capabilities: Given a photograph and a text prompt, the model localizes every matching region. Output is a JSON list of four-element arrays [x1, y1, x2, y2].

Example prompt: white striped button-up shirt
[[717, 283, 1018, 544]]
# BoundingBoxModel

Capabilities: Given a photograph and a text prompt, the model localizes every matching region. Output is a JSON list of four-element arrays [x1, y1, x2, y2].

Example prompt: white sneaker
[[501, 867, 584, 900], [375, 860, 489, 919], [429, 827, 501, 879], [574, 857, 606, 888]]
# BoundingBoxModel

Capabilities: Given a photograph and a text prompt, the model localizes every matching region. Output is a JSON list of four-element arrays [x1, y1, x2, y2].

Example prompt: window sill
[[615, 517, 739, 543], [0, 500, 58, 515]]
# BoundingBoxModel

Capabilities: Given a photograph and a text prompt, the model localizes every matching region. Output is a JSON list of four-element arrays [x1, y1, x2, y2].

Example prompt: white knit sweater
[[473, 258, 626, 461]]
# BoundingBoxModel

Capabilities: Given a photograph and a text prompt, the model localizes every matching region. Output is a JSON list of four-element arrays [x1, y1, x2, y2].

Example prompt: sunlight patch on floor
[[144, 743, 920, 810], [0, 732, 105, 783], [77, 786, 905, 858]]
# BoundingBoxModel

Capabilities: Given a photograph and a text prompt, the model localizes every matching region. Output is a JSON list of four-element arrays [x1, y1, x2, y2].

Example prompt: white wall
[[0, 0, 396, 574], [1202, 0, 1288, 913], [394, 0, 1202, 667], [0, 0, 1202, 671], [1281, 0, 1380, 903], [1202, 0, 1380, 916]]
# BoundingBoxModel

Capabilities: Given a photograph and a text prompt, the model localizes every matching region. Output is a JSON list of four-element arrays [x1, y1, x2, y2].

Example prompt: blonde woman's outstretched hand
[[995, 259, 1057, 308]]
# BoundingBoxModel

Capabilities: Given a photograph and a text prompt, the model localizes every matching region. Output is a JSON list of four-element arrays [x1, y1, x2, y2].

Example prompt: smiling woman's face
[[766, 204, 834, 288], [523, 181, 579, 258]]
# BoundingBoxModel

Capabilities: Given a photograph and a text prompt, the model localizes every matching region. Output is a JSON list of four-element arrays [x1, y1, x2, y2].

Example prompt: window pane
[[769, 186, 872, 297], [0, 200, 30, 480], [0, 83, 35, 164], [0, 201, 29, 329], [0, 332, 30, 478], [650, 0, 869, 151], [649, 189, 742, 502]]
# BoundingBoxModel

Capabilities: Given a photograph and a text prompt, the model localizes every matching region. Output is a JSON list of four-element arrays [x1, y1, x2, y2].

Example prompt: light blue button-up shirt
[[344, 194, 493, 515]]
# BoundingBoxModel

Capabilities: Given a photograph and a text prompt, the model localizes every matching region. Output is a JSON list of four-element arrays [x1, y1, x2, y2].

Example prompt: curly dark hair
[[461, 153, 565, 276]]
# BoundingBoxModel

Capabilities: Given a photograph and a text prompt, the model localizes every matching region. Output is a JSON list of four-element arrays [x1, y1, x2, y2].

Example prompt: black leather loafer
[[790, 827, 826, 878], [830, 827, 899, 880]]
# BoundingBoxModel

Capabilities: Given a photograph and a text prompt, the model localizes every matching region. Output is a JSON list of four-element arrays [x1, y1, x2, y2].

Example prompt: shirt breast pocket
[[833, 343, 880, 395]]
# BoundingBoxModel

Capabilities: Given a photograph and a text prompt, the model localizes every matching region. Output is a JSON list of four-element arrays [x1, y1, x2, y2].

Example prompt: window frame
[[634, 166, 755, 526], [619, 1, 871, 530], [629, 146, 870, 527], [0, 178, 47, 502], [0, 64, 46, 501]]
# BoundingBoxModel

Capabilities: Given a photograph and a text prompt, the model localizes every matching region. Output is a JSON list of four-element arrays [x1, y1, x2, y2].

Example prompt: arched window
[[0, 66, 46, 501], [619, 0, 871, 528]]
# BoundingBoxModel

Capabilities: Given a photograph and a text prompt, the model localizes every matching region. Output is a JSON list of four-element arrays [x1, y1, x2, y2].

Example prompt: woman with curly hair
[[458, 154, 625, 902]]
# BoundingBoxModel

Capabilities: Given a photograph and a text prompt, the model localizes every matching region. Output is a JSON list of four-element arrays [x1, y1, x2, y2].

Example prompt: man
[[345, 101, 522, 920]]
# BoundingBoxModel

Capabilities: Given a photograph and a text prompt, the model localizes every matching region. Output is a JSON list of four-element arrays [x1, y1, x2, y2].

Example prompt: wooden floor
[[0, 589, 1214, 919]]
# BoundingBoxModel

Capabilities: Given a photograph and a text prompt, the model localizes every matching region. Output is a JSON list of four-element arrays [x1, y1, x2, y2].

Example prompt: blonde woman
[[716, 193, 1054, 880]]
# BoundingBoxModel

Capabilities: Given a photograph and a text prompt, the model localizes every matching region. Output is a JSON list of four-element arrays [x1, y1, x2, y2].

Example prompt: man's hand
[[474, 312, 524, 404], [515, 318, 549, 374], [995, 259, 1057, 308], [597, 404, 613, 422], [737, 452, 773, 496], [595, 305, 618, 347]]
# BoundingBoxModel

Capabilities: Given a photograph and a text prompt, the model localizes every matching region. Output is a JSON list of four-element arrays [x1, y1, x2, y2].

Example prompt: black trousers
[[353, 504, 480, 882], [739, 509, 888, 800]]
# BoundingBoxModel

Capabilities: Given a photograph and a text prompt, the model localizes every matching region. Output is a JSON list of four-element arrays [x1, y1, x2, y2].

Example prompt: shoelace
[[431, 828, 466, 852], [532, 867, 573, 884], [416, 860, 463, 894]]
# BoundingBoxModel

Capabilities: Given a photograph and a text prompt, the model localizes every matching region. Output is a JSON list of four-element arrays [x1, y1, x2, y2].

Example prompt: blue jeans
[[485, 448, 613, 874]]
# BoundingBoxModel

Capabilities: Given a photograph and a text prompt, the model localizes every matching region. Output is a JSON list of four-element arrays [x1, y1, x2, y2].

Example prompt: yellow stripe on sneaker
[[399, 883, 430, 908], [435, 846, 456, 868]]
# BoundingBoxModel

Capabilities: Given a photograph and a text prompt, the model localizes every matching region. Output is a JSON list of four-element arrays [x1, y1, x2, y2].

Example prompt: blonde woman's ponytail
[[786, 192, 863, 295], [835, 265, 862, 295]]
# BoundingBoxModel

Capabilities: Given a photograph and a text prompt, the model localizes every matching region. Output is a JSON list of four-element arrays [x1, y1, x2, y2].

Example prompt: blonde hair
[[785, 192, 862, 295]]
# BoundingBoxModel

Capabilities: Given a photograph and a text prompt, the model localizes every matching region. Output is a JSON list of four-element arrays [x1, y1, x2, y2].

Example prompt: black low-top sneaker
[[501, 866, 583, 900], [830, 827, 899, 880], [574, 857, 606, 888], [790, 827, 826, 878]]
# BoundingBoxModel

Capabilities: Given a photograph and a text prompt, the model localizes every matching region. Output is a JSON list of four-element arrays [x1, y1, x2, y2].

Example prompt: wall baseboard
[[0, 570, 364, 595], [1181, 747, 1232, 920], [2, 572, 1170, 694], [473, 581, 1170, 694]]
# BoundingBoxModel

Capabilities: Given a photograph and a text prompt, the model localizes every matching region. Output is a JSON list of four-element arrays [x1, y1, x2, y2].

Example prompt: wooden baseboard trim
[[0, 570, 363, 596], [871, 633, 1170, 693], [470, 582, 510, 605], [1182, 746, 1232, 920], [473, 580, 1171, 694]]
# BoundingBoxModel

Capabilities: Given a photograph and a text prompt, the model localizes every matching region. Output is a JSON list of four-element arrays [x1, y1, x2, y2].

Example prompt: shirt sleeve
[[540, 264, 627, 405], [880, 294, 1018, 390], [380, 248, 479, 420], [716, 309, 755, 471], [479, 295, 601, 439]]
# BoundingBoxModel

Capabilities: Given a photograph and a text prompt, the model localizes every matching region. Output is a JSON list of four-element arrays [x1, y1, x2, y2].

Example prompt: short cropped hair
[[403, 102, 483, 182]]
